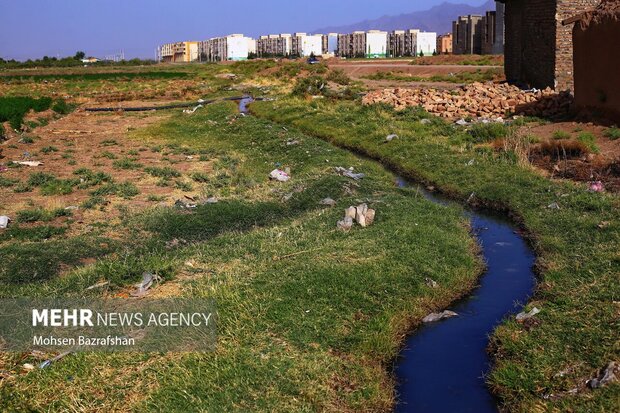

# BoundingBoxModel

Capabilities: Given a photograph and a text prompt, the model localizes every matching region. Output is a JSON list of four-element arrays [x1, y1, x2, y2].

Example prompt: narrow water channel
[[241, 98, 536, 413], [394, 178, 536, 413]]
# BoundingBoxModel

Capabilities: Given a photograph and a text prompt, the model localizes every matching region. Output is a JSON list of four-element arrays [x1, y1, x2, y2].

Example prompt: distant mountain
[[313, 1, 496, 35]]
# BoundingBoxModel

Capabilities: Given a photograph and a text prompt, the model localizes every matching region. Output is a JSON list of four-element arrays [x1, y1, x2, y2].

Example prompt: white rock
[[320, 198, 336, 206], [337, 216, 353, 231], [345, 206, 357, 220]]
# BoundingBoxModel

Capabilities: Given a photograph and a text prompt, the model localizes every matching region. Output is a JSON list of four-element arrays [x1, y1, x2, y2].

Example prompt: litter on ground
[[423, 310, 458, 323], [15, 161, 43, 167], [130, 272, 161, 298], [269, 169, 290, 182], [516, 307, 541, 322], [335, 166, 365, 180], [588, 362, 619, 389], [0, 216, 10, 229]]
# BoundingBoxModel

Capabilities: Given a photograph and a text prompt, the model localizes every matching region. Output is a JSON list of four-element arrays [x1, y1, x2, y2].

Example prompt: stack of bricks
[[362, 82, 573, 119]]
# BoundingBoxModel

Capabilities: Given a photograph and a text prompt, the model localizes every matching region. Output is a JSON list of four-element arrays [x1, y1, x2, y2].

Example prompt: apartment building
[[199, 34, 253, 62], [481, 3, 505, 55], [291, 33, 323, 57], [159, 41, 199, 63], [366, 30, 388, 58], [437, 33, 453, 54], [322, 33, 338, 56], [452, 15, 484, 54], [337, 31, 367, 58], [256, 34, 292, 57], [414, 32, 437, 56], [389, 29, 418, 57]]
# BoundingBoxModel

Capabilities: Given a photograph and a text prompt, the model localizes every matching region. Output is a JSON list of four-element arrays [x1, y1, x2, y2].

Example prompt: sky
[[0, 0, 486, 60]]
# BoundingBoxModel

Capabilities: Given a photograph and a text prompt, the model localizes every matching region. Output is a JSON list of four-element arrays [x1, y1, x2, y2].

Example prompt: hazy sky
[[0, 0, 486, 60]]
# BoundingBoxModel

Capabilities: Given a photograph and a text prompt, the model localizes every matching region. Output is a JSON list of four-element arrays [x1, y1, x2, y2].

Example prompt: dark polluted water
[[236, 99, 536, 413], [394, 178, 536, 413]]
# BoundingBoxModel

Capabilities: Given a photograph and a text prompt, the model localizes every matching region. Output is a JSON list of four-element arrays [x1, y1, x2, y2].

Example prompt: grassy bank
[[363, 68, 503, 84], [1, 102, 480, 411], [252, 98, 620, 412]]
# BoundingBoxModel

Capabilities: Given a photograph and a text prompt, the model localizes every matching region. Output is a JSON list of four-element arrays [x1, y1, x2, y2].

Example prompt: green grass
[[73, 168, 112, 188], [252, 98, 620, 413], [604, 127, 620, 140], [364, 68, 503, 84], [40, 145, 59, 154], [15, 207, 71, 223], [0, 176, 18, 188], [0, 71, 188, 82], [577, 132, 600, 154], [144, 166, 181, 179], [466, 122, 510, 143], [0, 102, 480, 412], [552, 130, 571, 140], [0, 225, 67, 242], [26, 172, 77, 195], [112, 157, 143, 170], [0, 96, 52, 129], [90, 181, 140, 199]]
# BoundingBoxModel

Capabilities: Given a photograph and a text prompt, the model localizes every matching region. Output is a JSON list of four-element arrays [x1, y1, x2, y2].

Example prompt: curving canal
[[393, 177, 536, 413], [241, 98, 536, 413]]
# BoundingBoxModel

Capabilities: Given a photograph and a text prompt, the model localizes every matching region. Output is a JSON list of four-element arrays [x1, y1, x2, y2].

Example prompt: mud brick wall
[[573, 14, 620, 122], [502, 0, 599, 91], [556, 0, 600, 91]]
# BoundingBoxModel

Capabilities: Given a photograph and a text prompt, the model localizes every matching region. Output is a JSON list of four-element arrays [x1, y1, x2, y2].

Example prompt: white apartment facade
[[200, 34, 253, 62], [414, 32, 438, 56], [365, 30, 388, 58]]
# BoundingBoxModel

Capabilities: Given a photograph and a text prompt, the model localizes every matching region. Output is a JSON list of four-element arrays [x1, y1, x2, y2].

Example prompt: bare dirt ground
[[518, 121, 620, 192], [0, 106, 213, 232], [328, 61, 498, 77]]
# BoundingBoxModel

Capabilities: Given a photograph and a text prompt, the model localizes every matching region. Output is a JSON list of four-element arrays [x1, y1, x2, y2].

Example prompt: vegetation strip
[[0, 71, 188, 82], [1, 102, 482, 412], [252, 98, 620, 412]]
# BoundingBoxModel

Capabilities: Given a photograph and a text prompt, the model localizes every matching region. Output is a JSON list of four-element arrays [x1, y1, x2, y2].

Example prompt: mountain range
[[313, 0, 496, 35]]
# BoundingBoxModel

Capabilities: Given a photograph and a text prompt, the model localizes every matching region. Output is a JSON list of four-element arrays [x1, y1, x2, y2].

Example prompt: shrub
[[144, 166, 181, 179], [73, 168, 112, 188], [577, 132, 600, 154], [327, 69, 351, 86], [39, 179, 76, 195], [51, 99, 75, 115], [466, 123, 509, 143], [91, 181, 139, 199], [552, 130, 571, 140], [40, 145, 58, 154], [604, 127, 620, 140], [27, 172, 56, 187], [191, 172, 210, 183], [0, 176, 18, 187], [16, 207, 70, 223], [113, 158, 143, 170], [291, 76, 329, 97], [0, 96, 52, 129]]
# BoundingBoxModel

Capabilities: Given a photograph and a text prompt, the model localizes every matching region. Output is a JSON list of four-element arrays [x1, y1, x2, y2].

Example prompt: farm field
[[0, 60, 618, 412]]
